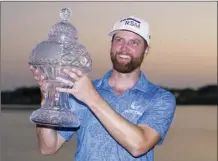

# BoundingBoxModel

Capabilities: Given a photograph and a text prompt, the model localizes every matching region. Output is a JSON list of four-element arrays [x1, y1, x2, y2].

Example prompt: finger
[[56, 77, 74, 87], [30, 65, 34, 71], [34, 75, 40, 81], [34, 73, 44, 82], [29, 65, 37, 73], [39, 75, 46, 81], [41, 81, 49, 92], [56, 87, 73, 94], [63, 69, 80, 81], [31, 67, 46, 81], [38, 76, 46, 87], [35, 68, 41, 75], [71, 68, 84, 77], [30, 68, 41, 79], [30, 65, 37, 75], [43, 81, 49, 89], [31, 66, 43, 76]]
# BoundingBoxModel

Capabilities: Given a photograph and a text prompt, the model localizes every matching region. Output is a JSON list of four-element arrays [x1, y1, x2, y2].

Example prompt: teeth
[[119, 55, 130, 59]]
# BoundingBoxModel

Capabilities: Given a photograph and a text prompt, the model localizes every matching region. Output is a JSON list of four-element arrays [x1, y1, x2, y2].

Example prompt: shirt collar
[[95, 69, 149, 93]]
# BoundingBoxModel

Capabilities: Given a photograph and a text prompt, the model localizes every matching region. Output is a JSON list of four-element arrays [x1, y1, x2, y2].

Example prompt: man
[[30, 16, 176, 161]]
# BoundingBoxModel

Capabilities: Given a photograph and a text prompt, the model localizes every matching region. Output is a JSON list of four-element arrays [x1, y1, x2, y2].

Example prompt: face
[[110, 30, 147, 73]]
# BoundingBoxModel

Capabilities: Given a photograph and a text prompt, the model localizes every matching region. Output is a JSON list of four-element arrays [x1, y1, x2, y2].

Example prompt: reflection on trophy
[[29, 8, 92, 128]]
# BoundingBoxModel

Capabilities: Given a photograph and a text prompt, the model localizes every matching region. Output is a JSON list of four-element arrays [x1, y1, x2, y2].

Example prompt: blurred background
[[1, 1, 217, 161]]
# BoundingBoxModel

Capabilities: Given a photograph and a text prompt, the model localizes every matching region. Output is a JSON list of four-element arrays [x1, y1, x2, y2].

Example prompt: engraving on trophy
[[29, 8, 92, 128]]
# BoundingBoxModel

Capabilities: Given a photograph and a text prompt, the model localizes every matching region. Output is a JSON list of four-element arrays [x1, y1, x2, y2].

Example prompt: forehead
[[114, 30, 144, 41]]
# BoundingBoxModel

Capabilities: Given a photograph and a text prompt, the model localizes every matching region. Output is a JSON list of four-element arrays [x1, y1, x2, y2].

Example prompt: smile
[[118, 55, 131, 59]]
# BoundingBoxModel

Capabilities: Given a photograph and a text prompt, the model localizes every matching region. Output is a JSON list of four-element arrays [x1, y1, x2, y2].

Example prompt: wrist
[[41, 100, 45, 106], [86, 92, 102, 108], [40, 90, 46, 105], [41, 98, 45, 106]]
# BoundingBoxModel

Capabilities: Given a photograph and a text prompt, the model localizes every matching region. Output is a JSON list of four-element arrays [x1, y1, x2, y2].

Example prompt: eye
[[114, 37, 123, 44], [130, 40, 140, 46]]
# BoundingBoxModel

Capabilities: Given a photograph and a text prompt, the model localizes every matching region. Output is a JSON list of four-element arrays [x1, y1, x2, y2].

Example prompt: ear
[[144, 46, 150, 54]]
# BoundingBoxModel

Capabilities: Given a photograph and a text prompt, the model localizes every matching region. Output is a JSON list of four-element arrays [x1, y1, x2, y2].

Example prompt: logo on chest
[[122, 101, 143, 116]]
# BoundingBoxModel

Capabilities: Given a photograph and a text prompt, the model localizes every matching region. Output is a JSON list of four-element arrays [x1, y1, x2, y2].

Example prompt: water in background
[[1, 105, 217, 161]]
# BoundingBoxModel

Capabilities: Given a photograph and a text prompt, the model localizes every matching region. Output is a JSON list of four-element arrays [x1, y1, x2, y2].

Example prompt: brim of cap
[[108, 30, 117, 37], [108, 28, 150, 46], [108, 28, 137, 37]]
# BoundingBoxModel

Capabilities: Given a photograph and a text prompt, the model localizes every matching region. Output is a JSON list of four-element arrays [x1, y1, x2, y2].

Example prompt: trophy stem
[[47, 83, 60, 109], [43, 79, 66, 110], [30, 80, 80, 127]]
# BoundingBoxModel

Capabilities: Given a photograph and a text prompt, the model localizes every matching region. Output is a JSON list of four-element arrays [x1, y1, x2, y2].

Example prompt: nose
[[120, 43, 130, 53]]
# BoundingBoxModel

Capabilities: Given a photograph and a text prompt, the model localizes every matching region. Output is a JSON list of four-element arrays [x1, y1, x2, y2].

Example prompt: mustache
[[112, 52, 133, 57]]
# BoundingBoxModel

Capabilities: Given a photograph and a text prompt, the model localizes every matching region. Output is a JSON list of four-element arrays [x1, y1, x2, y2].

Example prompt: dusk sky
[[1, 2, 217, 91]]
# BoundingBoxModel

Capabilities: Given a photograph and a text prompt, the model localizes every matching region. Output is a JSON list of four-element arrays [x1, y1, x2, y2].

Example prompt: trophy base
[[30, 107, 80, 128]]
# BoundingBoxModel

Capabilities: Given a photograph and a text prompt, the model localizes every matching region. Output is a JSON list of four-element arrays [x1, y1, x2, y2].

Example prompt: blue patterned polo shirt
[[57, 69, 176, 161]]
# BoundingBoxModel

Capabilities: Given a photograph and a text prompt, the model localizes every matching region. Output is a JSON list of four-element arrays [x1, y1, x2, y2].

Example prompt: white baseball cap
[[108, 16, 151, 46]]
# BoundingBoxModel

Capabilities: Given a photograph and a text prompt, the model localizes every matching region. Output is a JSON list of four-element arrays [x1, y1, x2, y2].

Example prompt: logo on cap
[[120, 17, 141, 29]]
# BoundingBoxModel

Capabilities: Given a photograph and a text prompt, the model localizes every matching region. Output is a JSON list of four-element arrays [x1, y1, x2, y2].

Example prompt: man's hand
[[55, 68, 100, 105], [29, 65, 49, 102]]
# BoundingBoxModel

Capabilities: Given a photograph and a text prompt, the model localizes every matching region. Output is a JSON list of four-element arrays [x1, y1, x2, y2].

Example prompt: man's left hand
[[56, 68, 99, 105]]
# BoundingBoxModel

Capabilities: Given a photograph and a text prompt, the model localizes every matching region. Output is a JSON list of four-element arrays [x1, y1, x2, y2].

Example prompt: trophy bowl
[[29, 8, 92, 128]]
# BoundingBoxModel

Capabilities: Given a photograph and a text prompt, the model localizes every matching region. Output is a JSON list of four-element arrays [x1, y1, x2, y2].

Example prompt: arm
[[86, 94, 161, 157], [36, 125, 66, 155], [29, 66, 68, 155], [36, 97, 66, 155], [36, 95, 81, 155], [55, 68, 176, 157]]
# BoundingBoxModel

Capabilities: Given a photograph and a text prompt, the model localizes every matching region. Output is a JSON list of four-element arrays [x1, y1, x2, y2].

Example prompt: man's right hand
[[29, 65, 48, 103]]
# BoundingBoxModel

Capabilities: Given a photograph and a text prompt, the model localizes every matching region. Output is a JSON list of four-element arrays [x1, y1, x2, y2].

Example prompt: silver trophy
[[29, 8, 92, 128]]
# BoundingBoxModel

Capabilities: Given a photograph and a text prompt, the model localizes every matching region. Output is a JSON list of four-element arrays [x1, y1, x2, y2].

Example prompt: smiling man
[[31, 15, 176, 161]]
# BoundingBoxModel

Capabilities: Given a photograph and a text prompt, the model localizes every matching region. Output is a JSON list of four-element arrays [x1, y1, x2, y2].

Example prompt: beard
[[110, 51, 144, 73]]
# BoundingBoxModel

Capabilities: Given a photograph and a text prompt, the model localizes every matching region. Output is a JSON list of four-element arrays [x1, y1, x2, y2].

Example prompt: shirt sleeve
[[137, 90, 176, 145], [56, 94, 88, 142]]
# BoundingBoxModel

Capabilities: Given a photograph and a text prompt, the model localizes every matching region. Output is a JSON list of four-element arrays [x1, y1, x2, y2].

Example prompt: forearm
[[36, 126, 58, 155], [36, 90, 65, 155], [87, 95, 147, 156]]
